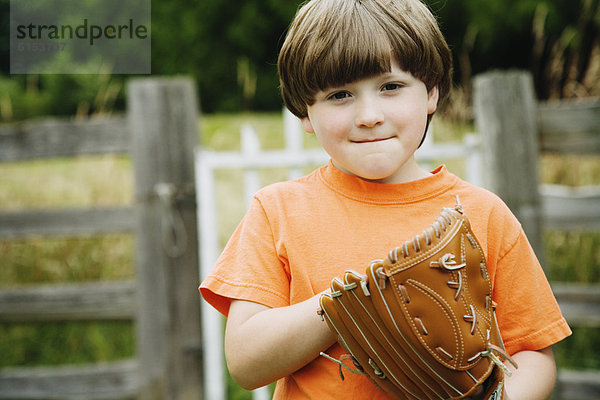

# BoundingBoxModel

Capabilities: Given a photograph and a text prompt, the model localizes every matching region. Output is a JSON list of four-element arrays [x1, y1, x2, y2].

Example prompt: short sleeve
[[492, 229, 571, 354], [199, 196, 291, 316]]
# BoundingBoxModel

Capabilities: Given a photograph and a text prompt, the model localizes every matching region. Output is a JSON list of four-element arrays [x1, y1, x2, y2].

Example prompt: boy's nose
[[354, 100, 384, 128]]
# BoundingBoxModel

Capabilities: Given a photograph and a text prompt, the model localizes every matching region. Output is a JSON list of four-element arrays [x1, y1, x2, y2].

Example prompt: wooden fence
[[473, 70, 600, 400], [0, 78, 203, 399], [1, 71, 599, 400]]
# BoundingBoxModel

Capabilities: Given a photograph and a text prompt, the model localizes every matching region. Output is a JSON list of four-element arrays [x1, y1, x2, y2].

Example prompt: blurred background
[[0, 0, 599, 399], [0, 0, 599, 120]]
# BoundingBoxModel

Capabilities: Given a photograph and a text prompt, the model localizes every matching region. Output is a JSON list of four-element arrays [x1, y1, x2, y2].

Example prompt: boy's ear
[[427, 86, 440, 115], [301, 117, 315, 133]]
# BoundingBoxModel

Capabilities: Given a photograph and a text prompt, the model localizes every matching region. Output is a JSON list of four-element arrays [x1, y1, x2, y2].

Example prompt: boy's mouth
[[352, 136, 394, 143]]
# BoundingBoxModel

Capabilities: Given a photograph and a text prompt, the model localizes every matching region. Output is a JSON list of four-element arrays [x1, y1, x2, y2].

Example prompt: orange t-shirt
[[200, 162, 571, 399]]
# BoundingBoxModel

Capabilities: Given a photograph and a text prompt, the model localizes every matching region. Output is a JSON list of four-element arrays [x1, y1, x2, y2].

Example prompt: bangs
[[297, 0, 428, 102], [304, 7, 395, 93]]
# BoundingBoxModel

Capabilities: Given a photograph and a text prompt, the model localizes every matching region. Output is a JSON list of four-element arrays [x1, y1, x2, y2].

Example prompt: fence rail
[[552, 283, 600, 327], [0, 116, 130, 161], [0, 360, 139, 400], [538, 98, 600, 154], [0, 207, 135, 238], [1, 279, 597, 327], [540, 185, 600, 230], [0, 281, 136, 322]]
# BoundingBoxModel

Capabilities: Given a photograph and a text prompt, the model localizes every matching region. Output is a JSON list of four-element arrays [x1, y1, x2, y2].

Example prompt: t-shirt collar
[[317, 160, 456, 205]]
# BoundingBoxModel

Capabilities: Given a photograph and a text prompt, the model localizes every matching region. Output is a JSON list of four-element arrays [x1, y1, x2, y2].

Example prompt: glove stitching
[[463, 228, 495, 344], [387, 210, 462, 275], [459, 231, 492, 351], [459, 232, 485, 344], [404, 279, 464, 370]]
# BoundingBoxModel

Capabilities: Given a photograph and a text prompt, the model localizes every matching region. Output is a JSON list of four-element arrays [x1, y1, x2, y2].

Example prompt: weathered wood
[[552, 282, 600, 327], [471, 70, 600, 400], [0, 281, 136, 322], [0, 116, 130, 162], [0, 207, 135, 239], [128, 78, 203, 400], [0, 78, 205, 399], [0, 359, 138, 400], [538, 99, 600, 154], [554, 369, 600, 400], [540, 185, 600, 230], [473, 70, 544, 260]]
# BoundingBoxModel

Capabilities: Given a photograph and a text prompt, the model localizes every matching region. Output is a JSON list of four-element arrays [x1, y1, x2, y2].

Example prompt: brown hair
[[278, 0, 453, 118]]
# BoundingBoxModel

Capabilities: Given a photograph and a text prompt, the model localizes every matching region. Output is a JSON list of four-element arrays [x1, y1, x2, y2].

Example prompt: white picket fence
[[195, 109, 482, 400]]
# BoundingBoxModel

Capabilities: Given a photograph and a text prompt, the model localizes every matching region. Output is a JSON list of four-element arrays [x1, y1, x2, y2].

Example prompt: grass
[[0, 155, 133, 210], [0, 234, 134, 285], [553, 326, 600, 370], [0, 154, 136, 370], [545, 231, 600, 283], [0, 111, 598, 398], [0, 321, 134, 368], [540, 153, 600, 187]]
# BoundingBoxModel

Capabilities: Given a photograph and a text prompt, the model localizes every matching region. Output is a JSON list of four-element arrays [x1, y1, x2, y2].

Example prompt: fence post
[[472, 70, 544, 262], [128, 77, 203, 399]]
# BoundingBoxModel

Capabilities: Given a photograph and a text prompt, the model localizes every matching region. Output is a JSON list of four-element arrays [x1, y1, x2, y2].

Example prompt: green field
[[0, 112, 598, 398]]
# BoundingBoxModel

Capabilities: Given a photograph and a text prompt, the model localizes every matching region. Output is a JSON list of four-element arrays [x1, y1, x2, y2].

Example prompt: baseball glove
[[318, 199, 517, 399]]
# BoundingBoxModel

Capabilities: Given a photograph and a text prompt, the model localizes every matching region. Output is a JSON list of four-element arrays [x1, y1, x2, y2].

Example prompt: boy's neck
[[332, 157, 432, 185]]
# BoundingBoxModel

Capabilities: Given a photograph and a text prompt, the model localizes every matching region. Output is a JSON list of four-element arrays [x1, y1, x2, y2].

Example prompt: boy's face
[[301, 62, 439, 184]]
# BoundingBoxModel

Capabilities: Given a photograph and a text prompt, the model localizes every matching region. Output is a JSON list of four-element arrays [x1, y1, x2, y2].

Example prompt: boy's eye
[[382, 83, 402, 91], [328, 91, 350, 100]]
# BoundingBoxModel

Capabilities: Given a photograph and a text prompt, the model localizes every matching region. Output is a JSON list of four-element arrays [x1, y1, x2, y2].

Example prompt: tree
[[1, 0, 598, 118]]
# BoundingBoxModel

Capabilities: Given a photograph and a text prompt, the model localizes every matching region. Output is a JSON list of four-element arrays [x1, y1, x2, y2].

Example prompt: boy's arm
[[225, 295, 337, 390], [226, 296, 559, 398], [504, 347, 557, 400]]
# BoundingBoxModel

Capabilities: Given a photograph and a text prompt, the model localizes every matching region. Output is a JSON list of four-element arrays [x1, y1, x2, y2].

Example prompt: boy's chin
[[353, 163, 429, 184], [351, 167, 401, 184]]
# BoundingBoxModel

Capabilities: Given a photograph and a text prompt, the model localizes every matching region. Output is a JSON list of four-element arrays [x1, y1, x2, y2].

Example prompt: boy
[[200, 0, 572, 398]]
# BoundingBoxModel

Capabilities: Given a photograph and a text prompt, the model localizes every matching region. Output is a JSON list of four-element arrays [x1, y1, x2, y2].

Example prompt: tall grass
[[0, 112, 598, 398]]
